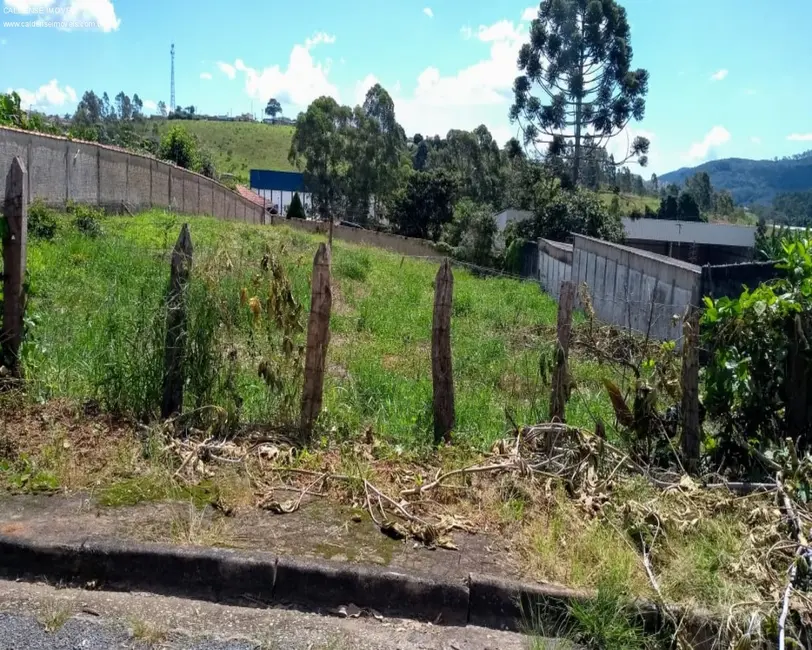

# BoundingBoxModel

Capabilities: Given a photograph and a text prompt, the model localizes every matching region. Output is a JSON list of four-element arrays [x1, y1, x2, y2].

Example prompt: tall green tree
[[360, 83, 406, 218], [511, 0, 650, 184], [289, 96, 352, 220], [115, 91, 132, 120], [389, 170, 458, 240], [265, 98, 282, 118], [684, 171, 713, 211]]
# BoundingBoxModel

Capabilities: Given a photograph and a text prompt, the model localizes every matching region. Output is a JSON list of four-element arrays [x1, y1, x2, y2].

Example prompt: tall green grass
[[23, 210, 617, 448]]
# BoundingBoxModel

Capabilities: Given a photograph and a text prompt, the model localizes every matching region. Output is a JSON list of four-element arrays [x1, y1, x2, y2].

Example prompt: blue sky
[[2, 0, 811, 175]]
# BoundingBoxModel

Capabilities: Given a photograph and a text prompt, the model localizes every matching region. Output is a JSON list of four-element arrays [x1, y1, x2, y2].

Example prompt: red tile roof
[[236, 185, 266, 208]]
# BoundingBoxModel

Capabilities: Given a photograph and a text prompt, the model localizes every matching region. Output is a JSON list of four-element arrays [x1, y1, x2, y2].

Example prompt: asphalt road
[[0, 579, 537, 650]]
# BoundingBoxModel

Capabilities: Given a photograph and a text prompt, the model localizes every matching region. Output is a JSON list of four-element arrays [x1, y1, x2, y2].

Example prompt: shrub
[[27, 199, 59, 240], [286, 192, 305, 220], [702, 236, 812, 475], [66, 202, 103, 238], [159, 125, 200, 171]]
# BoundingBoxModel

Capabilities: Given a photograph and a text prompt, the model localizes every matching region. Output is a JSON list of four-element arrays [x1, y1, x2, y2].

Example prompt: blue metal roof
[[249, 169, 306, 192]]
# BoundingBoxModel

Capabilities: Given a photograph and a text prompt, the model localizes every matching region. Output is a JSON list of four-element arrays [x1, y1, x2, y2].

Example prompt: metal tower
[[170, 43, 175, 111]]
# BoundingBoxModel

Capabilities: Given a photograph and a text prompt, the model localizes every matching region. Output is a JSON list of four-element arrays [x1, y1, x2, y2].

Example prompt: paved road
[[0, 579, 537, 650]]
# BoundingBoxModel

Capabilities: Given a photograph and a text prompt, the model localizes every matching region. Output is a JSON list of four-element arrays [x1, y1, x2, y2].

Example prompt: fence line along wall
[[538, 239, 573, 300], [0, 126, 265, 224], [571, 234, 701, 342], [279, 218, 438, 258]]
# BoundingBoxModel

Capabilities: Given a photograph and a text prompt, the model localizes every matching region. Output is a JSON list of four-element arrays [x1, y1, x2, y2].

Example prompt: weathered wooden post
[[2, 157, 28, 377], [549, 280, 575, 422], [161, 224, 193, 418], [680, 306, 701, 472], [300, 243, 332, 441], [432, 258, 455, 444]]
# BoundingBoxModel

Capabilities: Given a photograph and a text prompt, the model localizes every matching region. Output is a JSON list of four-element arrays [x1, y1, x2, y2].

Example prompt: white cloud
[[787, 133, 812, 142], [521, 6, 536, 21], [387, 14, 530, 144], [423, 7, 433, 17], [8, 79, 77, 109], [687, 125, 731, 161], [217, 62, 236, 80], [0, 39, 6, 45], [142, 99, 157, 112], [4, 0, 120, 31], [477, 19, 523, 42], [750, 136, 761, 144], [225, 32, 339, 110], [460, 25, 472, 39], [200, 72, 212, 80], [304, 31, 336, 49], [710, 68, 728, 81]]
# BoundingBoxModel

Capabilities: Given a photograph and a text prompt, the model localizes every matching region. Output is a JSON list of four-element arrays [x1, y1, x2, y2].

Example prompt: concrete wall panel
[[68, 147, 98, 203], [127, 157, 151, 209], [98, 148, 127, 207], [30, 140, 67, 204], [152, 161, 169, 207]]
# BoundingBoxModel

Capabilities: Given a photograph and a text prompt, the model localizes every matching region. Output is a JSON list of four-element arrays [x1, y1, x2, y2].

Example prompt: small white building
[[493, 208, 533, 233]]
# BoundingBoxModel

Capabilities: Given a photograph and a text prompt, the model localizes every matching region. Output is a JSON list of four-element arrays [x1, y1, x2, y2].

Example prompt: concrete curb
[[0, 534, 720, 643]]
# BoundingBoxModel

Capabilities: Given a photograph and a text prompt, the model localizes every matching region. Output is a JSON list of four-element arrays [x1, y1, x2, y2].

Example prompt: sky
[[2, 0, 812, 176]]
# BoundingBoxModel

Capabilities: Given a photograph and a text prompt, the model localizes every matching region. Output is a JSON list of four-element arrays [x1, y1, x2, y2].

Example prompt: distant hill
[[659, 152, 812, 206], [143, 118, 296, 184]]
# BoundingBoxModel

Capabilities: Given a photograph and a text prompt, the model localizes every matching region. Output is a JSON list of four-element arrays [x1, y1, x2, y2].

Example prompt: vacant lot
[[1, 209, 792, 637], [22, 210, 621, 449]]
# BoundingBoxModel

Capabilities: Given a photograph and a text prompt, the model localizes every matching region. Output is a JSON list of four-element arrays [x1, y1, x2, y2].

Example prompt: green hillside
[[597, 191, 659, 213], [151, 118, 297, 183]]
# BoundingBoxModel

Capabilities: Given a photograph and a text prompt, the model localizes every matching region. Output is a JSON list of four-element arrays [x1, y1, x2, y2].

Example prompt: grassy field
[[145, 119, 296, 184], [22, 209, 621, 450], [597, 190, 660, 213], [3, 209, 782, 627]]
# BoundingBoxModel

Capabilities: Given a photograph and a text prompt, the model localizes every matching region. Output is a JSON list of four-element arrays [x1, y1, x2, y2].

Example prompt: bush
[[702, 236, 812, 475], [27, 199, 59, 240], [286, 192, 305, 220], [66, 202, 104, 238], [533, 188, 624, 243], [159, 125, 200, 171]]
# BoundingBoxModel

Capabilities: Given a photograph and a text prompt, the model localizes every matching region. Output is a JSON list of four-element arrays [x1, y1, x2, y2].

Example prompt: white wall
[[622, 217, 756, 247], [494, 208, 533, 233]]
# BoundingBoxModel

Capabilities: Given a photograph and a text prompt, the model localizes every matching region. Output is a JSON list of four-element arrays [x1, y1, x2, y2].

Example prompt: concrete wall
[[538, 239, 573, 300], [494, 208, 533, 233], [278, 218, 438, 257], [700, 261, 782, 299], [572, 234, 701, 341], [626, 239, 753, 265], [0, 126, 264, 224]]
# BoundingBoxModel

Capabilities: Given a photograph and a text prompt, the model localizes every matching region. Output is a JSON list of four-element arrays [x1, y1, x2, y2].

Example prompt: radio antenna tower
[[170, 43, 176, 111]]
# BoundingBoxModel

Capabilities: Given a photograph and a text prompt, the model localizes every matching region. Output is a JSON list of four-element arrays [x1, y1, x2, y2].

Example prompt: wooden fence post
[[2, 157, 28, 377], [680, 306, 701, 472], [432, 259, 455, 444], [300, 243, 332, 441], [550, 280, 575, 422], [161, 224, 193, 418]]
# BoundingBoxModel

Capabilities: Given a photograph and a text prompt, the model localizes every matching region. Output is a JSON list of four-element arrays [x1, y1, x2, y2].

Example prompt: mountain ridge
[[659, 151, 812, 206]]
